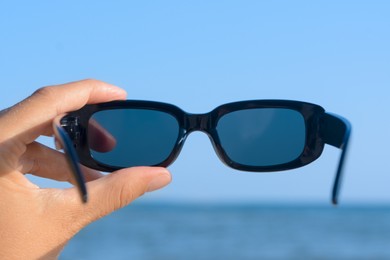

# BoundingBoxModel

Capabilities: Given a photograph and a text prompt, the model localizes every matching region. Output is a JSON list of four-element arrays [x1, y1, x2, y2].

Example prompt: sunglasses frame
[[58, 100, 351, 204]]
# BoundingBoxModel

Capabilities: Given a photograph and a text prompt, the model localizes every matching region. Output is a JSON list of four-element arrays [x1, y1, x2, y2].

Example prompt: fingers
[[0, 79, 127, 144], [66, 167, 171, 225], [21, 142, 103, 184]]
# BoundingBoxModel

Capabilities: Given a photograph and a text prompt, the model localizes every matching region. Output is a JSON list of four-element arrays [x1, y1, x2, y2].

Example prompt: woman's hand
[[0, 79, 171, 259]]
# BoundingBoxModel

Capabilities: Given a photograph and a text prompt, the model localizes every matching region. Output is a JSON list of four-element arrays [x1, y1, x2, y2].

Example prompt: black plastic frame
[[59, 100, 351, 204]]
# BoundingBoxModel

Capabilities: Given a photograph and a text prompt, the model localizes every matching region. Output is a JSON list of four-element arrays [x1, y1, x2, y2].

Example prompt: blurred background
[[1, 1, 389, 259]]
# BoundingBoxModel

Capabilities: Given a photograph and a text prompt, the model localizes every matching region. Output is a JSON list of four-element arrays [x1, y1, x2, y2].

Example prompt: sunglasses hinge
[[60, 116, 81, 148]]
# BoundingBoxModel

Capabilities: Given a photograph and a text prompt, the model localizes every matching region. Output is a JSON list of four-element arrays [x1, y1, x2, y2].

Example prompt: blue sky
[[1, 1, 389, 204]]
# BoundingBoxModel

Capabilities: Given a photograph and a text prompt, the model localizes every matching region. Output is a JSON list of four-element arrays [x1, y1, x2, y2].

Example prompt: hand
[[0, 79, 171, 259]]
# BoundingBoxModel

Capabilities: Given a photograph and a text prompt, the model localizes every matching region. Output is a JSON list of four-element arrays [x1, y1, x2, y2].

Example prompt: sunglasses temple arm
[[54, 124, 88, 203], [322, 113, 352, 205]]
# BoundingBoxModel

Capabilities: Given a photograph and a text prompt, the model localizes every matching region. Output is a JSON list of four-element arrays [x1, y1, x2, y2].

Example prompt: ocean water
[[61, 203, 390, 260]]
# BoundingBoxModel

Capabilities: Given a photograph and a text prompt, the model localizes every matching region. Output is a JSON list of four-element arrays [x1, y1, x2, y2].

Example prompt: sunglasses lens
[[88, 109, 179, 167], [217, 108, 306, 167]]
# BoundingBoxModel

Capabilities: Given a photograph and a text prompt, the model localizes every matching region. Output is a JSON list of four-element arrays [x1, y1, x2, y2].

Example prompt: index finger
[[0, 79, 127, 144]]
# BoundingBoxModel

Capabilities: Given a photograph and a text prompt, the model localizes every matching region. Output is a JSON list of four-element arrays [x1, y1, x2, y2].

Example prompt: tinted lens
[[88, 109, 180, 167], [216, 108, 305, 166]]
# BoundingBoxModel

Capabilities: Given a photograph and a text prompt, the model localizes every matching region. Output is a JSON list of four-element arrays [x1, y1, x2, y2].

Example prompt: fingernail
[[107, 86, 127, 98], [147, 169, 171, 192]]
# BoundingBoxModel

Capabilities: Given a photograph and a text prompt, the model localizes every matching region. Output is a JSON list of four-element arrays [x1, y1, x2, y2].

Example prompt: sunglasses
[[54, 100, 351, 204]]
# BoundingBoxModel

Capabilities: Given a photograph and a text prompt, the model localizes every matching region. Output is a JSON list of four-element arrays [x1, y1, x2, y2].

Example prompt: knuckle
[[109, 174, 148, 211], [32, 85, 57, 101], [79, 78, 100, 86], [109, 181, 139, 211]]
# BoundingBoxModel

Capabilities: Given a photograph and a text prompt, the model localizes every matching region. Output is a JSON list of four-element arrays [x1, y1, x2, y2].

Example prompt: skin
[[0, 79, 172, 259]]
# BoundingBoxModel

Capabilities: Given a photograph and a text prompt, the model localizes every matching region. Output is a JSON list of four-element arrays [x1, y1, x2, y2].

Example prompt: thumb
[[72, 167, 171, 225]]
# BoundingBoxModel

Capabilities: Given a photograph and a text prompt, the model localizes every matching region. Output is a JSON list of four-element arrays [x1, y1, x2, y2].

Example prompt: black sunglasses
[[54, 100, 351, 204]]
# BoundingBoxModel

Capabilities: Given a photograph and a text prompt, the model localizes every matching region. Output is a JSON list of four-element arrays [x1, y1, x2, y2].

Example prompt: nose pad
[[172, 113, 225, 167], [207, 133, 234, 169], [163, 129, 189, 166], [176, 131, 219, 167]]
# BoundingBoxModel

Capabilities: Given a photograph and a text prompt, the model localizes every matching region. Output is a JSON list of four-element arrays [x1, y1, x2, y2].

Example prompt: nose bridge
[[186, 113, 210, 133]]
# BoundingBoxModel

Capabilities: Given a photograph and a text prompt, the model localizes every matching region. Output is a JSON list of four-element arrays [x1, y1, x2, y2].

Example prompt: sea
[[60, 203, 390, 260]]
